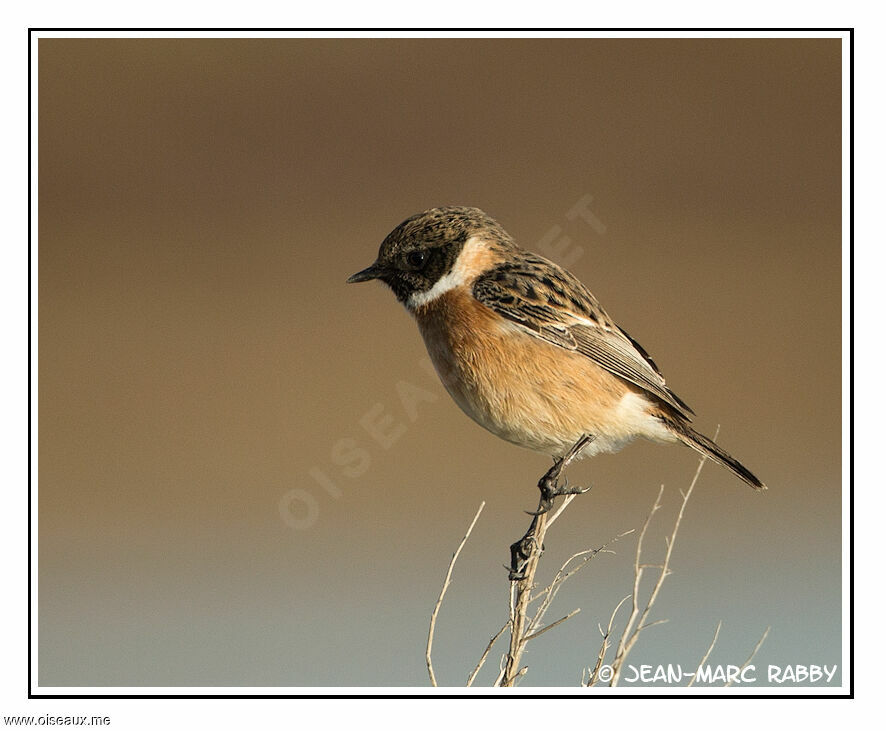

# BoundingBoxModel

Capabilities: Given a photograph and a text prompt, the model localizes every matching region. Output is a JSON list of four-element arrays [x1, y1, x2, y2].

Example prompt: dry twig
[[426, 501, 485, 687], [524, 608, 582, 642], [725, 626, 771, 687], [501, 436, 593, 686], [606, 437, 714, 686], [466, 620, 509, 687], [586, 594, 631, 686], [529, 530, 633, 639], [501, 506, 548, 686], [687, 621, 722, 687]]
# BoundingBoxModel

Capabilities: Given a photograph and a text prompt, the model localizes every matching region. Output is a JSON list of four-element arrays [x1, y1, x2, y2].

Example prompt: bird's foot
[[508, 435, 596, 580], [508, 530, 542, 581], [527, 478, 592, 516], [525, 434, 596, 516]]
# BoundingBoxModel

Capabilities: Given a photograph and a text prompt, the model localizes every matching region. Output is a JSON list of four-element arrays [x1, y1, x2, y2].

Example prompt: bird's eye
[[404, 250, 429, 270]]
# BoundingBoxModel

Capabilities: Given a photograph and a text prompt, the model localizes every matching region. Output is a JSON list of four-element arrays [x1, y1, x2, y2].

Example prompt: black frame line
[[26, 26, 854, 701]]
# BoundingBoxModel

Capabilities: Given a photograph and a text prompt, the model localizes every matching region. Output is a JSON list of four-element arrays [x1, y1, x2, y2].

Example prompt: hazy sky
[[38, 37, 841, 688]]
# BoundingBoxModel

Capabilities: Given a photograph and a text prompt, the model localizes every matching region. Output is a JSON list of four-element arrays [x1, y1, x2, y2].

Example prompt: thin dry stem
[[545, 492, 577, 528], [529, 530, 632, 637], [426, 501, 485, 687], [688, 621, 722, 687], [523, 608, 581, 642], [608, 485, 664, 684], [725, 626, 771, 687], [608, 438, 714, 686], [587, 594, 631, 686], [492, 654, 507, 687], [466, 621, 509, 687], [502, 509, 548, 686], [501, 437, 590, 686]]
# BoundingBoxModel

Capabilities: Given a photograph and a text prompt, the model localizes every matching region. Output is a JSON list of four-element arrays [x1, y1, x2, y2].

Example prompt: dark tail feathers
[[669, 422, 766, 491]]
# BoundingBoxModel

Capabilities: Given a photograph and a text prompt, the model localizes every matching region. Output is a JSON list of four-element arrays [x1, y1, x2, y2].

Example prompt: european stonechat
[[348, 206, 765, 495]]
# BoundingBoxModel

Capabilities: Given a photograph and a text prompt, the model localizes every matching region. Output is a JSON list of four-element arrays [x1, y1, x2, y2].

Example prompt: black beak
[[347, 262, 384, 284]]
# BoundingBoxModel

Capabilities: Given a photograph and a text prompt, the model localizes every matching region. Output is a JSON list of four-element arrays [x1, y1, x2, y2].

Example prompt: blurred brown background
[[38, 38, 841, 687]]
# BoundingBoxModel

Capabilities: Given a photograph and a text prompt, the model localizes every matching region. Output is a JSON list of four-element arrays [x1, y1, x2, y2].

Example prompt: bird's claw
[[508, 533, 542, 581]]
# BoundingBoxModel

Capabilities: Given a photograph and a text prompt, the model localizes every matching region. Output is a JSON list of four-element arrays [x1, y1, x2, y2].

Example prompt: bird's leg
[[528, 434, 595, 516], [507, 434, 595, 580]]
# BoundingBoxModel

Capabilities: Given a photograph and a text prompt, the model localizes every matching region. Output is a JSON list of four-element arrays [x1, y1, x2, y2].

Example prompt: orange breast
[[412, 286, 642, 455]]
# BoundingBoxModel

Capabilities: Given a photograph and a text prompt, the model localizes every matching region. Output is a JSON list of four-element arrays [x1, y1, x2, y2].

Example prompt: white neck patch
[[406, 236, 488, 310]]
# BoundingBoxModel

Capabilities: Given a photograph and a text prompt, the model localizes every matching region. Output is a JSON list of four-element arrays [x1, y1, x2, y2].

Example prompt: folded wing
[[472, 255, 694, 420]]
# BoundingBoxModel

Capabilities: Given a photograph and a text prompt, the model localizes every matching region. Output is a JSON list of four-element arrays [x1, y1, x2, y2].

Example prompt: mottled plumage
[[348, 206, 765, 491], [471, 253, 694, 420]]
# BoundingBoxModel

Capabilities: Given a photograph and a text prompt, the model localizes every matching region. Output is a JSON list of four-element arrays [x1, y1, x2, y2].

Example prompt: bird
[[347, 206, 766, 508]]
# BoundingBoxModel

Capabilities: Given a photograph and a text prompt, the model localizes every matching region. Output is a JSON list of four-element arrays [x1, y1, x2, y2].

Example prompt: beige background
[[39, 38, 841, 687]]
